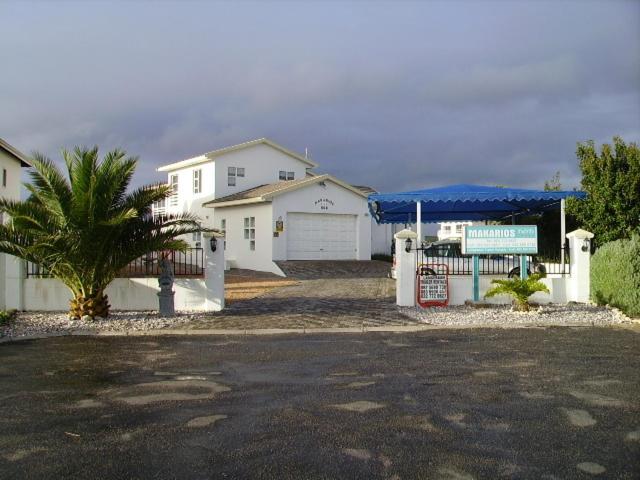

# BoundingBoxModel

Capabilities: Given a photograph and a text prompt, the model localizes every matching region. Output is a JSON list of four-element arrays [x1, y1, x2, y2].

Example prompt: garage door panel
[[287, 213, 357, 260]]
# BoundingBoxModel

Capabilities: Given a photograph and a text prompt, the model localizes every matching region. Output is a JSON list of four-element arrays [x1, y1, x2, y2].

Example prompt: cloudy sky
[[2, 0, 639, 192]]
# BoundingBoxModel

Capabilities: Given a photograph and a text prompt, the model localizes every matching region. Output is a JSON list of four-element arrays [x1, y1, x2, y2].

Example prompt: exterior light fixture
[[210, 236, 217, 252], [581, 238, 589, 252], [405, 237, 412, 253]]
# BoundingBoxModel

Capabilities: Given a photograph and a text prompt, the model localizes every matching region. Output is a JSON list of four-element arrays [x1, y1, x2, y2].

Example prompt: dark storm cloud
[[1, 0, 638, 192]]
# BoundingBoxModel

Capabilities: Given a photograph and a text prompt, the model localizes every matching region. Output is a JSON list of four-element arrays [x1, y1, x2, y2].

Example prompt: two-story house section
[[155, 138, 375, 275], [0, 138, 32, 310]]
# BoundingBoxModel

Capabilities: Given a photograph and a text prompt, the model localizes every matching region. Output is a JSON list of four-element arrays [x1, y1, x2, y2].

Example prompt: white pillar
[[394, 229, 417, 307], [566, 229, 594, 303], [416, 201, 422, 245], [560, 198, 566, 270], [203, 233, 225, 311], [3, 254, 24, 310]]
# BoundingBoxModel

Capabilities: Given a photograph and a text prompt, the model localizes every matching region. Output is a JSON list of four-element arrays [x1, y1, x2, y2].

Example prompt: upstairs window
[[279, 171, 295, 181], [193, 169, 201, 194], [170, 174, 179, 206], [237, 167, 245, 177], [220, 218, 226, 235], [2, 169, 6, 187], [244, 217, 255, 250], [228, 167, 236, 186]]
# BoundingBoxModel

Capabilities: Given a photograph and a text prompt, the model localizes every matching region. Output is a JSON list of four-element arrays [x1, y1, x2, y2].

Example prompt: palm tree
[[484, 273, 550, 312], [0, 146, 205, 319]]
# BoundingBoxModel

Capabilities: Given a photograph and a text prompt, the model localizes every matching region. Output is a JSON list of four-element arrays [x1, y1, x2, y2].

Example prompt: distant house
[[436, 221, 474, 241], [0, 138, 32, 310], [154, 138, 391, 275]]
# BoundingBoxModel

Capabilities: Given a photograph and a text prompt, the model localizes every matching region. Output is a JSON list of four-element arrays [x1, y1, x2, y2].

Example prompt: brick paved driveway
[[190, 261, 416, 329]]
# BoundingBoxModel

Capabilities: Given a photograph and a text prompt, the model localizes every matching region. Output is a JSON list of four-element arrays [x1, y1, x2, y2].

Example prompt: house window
[[170, 174, 179, 206], [192, 223, 202, 244], [193, 169, 201, 194], [279, 171, 295, 181], [456, 224, 463, 234], [237, 167, 245, 177], [228, 167, 236, 186], [220, 218, 226, 235], [244, 216, 255, 250], [2, 169, 6, 187]]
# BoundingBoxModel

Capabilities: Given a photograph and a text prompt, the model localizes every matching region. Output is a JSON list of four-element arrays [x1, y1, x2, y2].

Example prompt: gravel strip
[[1, 311, 213, 338], [399, 303, 634, 326]]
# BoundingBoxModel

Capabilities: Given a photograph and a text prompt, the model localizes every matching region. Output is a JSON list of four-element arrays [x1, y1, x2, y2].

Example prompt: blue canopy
[[368, 184, 586, 224]]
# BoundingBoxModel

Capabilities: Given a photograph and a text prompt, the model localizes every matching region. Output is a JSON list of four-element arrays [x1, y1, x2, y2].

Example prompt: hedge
[[591, 235, 640, 317]]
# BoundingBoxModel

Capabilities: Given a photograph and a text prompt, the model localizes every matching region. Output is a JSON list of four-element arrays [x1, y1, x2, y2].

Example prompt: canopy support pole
[[560, 199, 566, 270], [416, 201, 422, 245]]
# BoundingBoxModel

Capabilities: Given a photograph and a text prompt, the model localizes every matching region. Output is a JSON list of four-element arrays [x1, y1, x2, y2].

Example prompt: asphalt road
[[1, 328, 639, 479]]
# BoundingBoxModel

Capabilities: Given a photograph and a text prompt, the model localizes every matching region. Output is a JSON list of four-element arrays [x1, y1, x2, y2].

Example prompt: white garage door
[[287, 213, 357, 260]]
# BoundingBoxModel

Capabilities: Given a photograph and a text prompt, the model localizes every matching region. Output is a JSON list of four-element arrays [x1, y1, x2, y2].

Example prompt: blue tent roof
[[368, 184, 586, 224]]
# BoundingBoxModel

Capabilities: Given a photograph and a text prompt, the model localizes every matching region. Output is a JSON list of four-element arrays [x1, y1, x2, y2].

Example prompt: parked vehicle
[[390, 239, 545, 278]]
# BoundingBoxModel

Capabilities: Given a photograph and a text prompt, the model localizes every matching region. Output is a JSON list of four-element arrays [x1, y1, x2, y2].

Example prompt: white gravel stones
[[1, 310, 211, 338], [399, 303, 633, 327]]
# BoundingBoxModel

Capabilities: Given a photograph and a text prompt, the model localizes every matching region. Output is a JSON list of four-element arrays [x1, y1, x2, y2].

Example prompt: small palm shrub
[[591, 235, 640, 317], [484, 273, 550, 312], [0, 309, 17, 326]]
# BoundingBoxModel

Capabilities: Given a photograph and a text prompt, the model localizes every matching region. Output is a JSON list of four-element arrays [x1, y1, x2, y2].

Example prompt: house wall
[[271, 181, 371, 261], [167, 160, 217, 227], [213, 143, 309, 200], [371, 221, 396, 256], [0, 149, 26, 310], [212, 203, 282, 275]]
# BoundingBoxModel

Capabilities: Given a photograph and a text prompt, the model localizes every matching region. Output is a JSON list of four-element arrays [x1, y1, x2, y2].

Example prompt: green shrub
[[591, 235, 640, 317], [0, 309, 17, 326], [371, 254, 393, 263], [484, 273, 550, 312]]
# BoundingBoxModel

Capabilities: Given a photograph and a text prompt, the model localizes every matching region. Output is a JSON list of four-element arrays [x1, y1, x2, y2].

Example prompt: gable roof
[[202, 174, 367, 208], [0, 138, 32, 167], [157, 138, 318, 172]]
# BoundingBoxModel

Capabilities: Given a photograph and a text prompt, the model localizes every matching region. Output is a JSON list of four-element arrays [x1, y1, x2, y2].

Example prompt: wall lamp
[[210, 236, 217, 253], [581, 238, 590, 253], [405, 237, 412, 253]]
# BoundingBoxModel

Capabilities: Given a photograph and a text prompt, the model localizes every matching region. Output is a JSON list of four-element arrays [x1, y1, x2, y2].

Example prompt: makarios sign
[[462, 225, 538, 255]]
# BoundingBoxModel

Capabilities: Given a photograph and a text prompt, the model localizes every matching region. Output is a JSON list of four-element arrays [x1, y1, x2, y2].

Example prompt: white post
[[3, 254, 24, 310], [566, 229, 594, 303], [394, 229, 417, 307], [560, 198, 566, 270], [416, 201, 422, 246], [203, 233, 225, 311]]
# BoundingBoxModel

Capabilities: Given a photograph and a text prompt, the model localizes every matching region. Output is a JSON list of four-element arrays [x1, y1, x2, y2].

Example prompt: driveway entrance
[[201, 261, 412, 330]]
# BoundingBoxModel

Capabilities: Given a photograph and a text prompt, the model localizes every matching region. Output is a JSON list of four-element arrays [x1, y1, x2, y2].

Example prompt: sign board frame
[[462, 225, 538, 255], [416, 263, 449, 308]]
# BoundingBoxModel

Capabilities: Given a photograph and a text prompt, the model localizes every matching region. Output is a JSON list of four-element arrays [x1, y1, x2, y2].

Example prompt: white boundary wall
[[19, 234, 225, 312], [395, 229, 593, 307]]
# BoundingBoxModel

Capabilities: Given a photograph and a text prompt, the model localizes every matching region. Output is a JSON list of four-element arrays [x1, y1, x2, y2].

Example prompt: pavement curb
[[1, 322, 637, 344]]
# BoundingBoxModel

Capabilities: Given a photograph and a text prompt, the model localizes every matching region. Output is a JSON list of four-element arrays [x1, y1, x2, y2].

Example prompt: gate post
[[394, 229, 417, 307], [203, 232, 225, 311], [566, 229, 594, 303]]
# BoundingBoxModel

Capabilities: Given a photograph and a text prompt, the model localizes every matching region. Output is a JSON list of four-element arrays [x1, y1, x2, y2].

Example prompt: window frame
[[169, 174, 179, 206], [244, 216, 256, 250], [193, 169, 201, 194]]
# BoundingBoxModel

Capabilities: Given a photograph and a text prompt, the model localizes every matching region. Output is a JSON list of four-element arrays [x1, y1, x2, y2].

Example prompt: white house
[[436, 221, 474, 241], [0, 138, 32, 310], [155, 138, 382, 275]]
